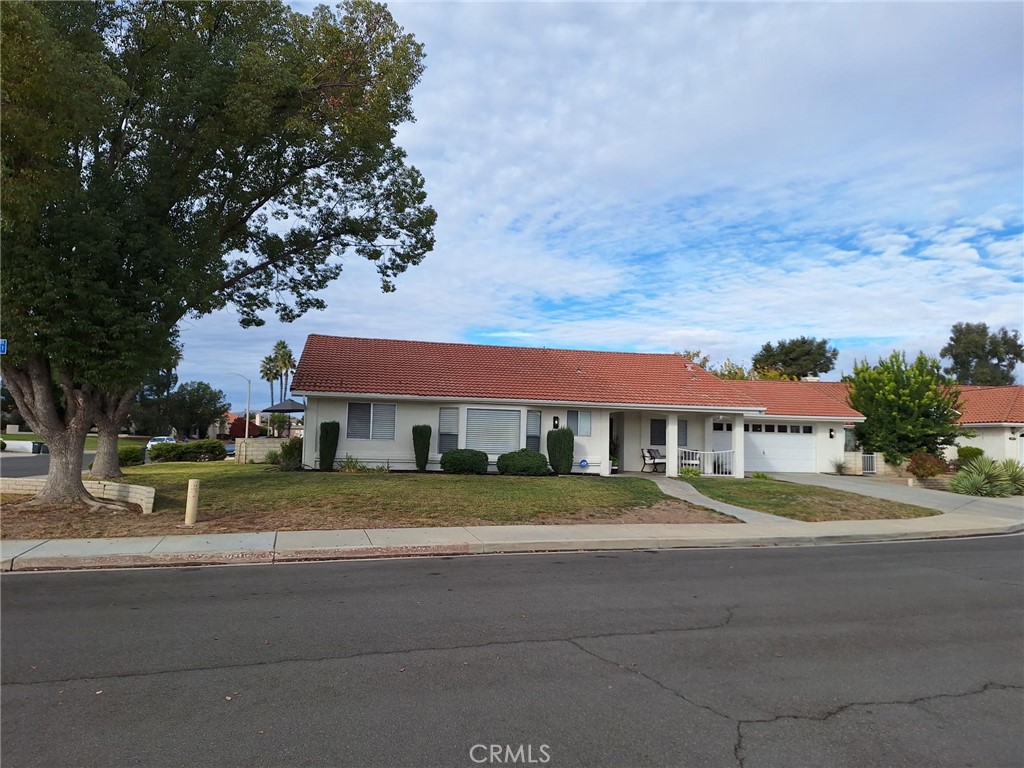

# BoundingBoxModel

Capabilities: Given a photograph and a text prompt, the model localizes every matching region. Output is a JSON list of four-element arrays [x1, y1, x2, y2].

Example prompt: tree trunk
[[90, 388, 136, 479], [1, 357, 100, 503]]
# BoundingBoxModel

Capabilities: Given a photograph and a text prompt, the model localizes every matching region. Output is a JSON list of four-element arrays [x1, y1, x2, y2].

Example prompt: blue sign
[[579, 459, 589, 469], [0, 339, 6, 355]]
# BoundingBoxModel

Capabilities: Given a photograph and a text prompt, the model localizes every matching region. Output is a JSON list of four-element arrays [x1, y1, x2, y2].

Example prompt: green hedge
[[412, 424, 432, 471], [546, 428, 575, 474], [280, 437, 303, 471], [496, 448, 550, 476], [439, 448, 489, 474], [149, 439, 227, 463], [119, 444, 145, 467]]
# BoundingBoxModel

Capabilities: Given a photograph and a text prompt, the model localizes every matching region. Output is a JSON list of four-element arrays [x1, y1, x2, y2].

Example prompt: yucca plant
[[949, 457, 1012, 498], [997, 459, 1024, 495]]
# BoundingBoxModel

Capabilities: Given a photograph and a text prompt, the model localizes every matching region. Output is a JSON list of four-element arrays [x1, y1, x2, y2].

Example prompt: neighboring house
[[290, 335, 867, 476], [948, 385, 1024, 462]]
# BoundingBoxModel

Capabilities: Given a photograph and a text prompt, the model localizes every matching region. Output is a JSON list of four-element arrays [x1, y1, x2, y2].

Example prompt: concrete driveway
[[772, 473, 1024, 523]]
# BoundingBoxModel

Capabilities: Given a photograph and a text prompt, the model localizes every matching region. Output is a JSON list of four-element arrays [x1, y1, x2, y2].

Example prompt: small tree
[[547, 428, 575, 475], [412, 424, 431, 471], [848, 351, 965, 465], [319, 421, 340, 471]]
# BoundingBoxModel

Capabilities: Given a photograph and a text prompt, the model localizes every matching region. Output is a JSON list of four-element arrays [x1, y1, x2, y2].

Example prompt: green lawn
[[123, 463, 670, 522], [684, 476, 938, 522], [2, 433, 149, 452]]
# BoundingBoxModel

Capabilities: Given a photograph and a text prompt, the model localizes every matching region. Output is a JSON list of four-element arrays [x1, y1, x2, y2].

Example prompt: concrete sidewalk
[[2, 473, 1021, 572]]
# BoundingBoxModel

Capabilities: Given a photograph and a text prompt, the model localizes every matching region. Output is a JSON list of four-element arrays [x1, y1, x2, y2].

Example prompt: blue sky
[[176, 1, 1024, 412]]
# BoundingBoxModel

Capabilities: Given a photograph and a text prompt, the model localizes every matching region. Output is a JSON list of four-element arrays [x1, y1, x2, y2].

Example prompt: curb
[[3, 521, 1021, 572]]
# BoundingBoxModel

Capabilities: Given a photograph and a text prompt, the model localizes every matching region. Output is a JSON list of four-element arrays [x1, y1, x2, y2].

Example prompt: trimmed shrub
[[906, 451, 948, 479], [679, 467, 701, 479], [119, 444, 145, 467], [949, 457, 1012, 497], [496, 448, 550, 476], [440, 448, 488, 474], [149, 440, 227, 462], [546, 428, 575, 475], [412, 424, 432, 471], [279, 437, 303, 471], [957, 446, 984, 464], [319, 421, 340, 471]]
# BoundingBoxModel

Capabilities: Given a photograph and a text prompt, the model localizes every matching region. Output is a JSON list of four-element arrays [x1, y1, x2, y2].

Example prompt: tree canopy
[[0, 0, 435, 502], [167, 381, 230, 439], [751, 336, 838, 379], [940, 322, 1024, 386], [848, 351, 965, 465]]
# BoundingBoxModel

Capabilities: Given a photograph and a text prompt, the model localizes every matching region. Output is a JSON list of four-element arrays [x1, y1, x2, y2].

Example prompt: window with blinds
[[678, 418, 688, 447], [466, 408, 521, 454], [567, 409, 591, 437], [346, 402, 396, 440], [526, 410, 541, 452], [438, 407, 459, 453]]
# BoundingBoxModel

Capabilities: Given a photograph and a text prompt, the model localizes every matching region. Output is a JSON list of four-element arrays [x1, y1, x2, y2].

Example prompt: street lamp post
[[225, 372, 252, 441]]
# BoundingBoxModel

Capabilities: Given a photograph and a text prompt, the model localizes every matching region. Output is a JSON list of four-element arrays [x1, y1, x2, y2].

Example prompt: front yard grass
[[685, 477, 938, 522], [0, 463, 735, 539]]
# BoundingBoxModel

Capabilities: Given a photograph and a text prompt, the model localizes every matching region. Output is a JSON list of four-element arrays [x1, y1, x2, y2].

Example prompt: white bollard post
[[184, 479, 200, 526]]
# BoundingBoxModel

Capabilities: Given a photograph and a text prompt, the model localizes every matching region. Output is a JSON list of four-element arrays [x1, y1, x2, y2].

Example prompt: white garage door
[[713, 424, 817, 473]]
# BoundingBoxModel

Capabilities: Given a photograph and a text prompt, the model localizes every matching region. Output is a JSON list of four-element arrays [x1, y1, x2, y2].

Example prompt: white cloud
[[185, 1, 1024, 407]]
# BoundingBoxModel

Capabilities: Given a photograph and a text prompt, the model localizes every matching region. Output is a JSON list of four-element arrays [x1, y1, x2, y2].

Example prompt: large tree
[[166, 381, 229, 439], [848, 351, 965, 465], [0, 0, 435, 504], [940, 322, 1024, 386], [751, 336, 838, 379]]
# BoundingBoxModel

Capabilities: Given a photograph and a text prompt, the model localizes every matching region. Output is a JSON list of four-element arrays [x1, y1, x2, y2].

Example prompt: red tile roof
[[292, 335, 764, 410], [956, 385, 1024, 424], [727, 380, 864, 420]]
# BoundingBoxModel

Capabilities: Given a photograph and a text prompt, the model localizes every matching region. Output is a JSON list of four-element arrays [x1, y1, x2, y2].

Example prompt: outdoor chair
[[641, 448, 665, 473]]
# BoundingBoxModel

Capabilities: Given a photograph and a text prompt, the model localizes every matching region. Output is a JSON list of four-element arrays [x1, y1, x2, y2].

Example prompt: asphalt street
[[2, 537, 1022, 768], [0, 452, 96, 479]]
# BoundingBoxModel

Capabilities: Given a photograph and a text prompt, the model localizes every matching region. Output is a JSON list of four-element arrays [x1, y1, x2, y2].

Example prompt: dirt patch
[[1, 495, 737, 540]]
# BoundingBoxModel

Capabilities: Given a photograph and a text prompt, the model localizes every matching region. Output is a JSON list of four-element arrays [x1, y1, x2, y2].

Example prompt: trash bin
[[31, 442, 42, 454], [40, 444, 49, 454]]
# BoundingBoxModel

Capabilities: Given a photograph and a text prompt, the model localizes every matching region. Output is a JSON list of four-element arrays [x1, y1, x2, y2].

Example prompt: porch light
[[553, 416, 560, 429], [829, 428, 835, 439]]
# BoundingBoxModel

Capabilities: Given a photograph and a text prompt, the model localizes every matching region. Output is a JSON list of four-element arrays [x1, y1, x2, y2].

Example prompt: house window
[[777, 425, 788, 433], [744, 424, 750, 432], [802, 426, 813, 434], [677, 419, 688, 446], [752, 424, 763, 433], [650, 418, 666, 446], [567, 409, 592, 437], [438, 407, 459, 453], [347, 402, 396, 440], [466, 408, 521, 454], [526, 410, 542, 452], [712, 422, 733, 432], [765, 424, 776, 433], [791, 426, 801, 433]]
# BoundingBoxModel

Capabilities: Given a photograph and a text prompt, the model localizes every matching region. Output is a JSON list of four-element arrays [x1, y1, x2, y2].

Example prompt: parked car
[[146, 436, 176, 450]]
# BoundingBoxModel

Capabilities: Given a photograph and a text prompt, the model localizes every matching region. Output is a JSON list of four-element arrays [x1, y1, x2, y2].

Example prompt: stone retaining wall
[[0, 478, 156, 514]]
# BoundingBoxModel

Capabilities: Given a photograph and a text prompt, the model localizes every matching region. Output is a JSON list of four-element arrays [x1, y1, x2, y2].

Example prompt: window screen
[[347, 402, 395, 440], [567, 410, 591, 437], [526, 410, 541, 452], [466, 408, 521, 454], [438, 407, 459, 453], [677, 419, 688, 446], [650, 419, 666, 446], [347, 403, 371, 439]]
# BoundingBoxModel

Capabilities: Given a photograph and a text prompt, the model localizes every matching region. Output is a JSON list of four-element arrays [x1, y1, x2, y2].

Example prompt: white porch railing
[[680, 449, 734, 476]]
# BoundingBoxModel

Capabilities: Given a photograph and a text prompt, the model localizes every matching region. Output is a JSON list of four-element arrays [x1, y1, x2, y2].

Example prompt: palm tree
[[273, 340, 296, 402], [259, 355, 278, 406]]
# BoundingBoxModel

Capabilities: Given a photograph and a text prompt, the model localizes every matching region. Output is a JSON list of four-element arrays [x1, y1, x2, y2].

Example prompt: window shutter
[[466, 408, 521, 454], [650, 419, 666, 446], [347, 403, 371, 439], [371, 404, 396, 440]]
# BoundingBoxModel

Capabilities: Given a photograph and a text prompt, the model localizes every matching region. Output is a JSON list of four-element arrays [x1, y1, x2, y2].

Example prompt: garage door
[[713, 424, 817, 473]]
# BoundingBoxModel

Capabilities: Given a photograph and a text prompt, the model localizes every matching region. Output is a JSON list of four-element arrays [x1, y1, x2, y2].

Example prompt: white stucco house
[[947, 385, 1024, 462], [291, 335, 860, 476]]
